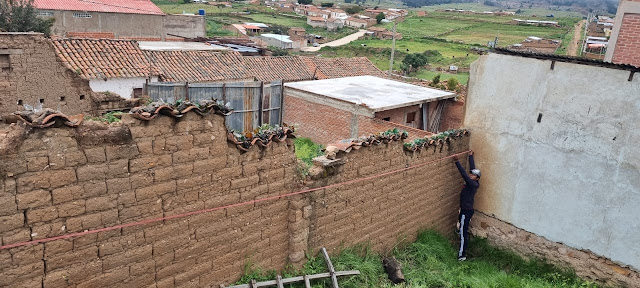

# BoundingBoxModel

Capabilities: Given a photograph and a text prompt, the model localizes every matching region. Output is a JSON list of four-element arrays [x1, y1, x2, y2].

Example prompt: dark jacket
[[456, 155, 479, 210]]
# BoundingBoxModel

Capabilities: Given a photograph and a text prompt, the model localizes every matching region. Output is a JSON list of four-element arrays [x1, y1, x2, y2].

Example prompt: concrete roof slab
[[284, 75, 456, 111]]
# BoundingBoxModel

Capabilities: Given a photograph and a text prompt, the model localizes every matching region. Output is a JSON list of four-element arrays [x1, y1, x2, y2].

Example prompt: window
[[133, 88, 143, 98], [72, 12, 92, 18], [37, 11, 54, 17], [406, 112, 416, 123]]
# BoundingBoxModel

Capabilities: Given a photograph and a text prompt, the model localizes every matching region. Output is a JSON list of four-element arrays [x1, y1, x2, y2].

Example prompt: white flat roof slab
[[284, 75, 456, 112], [138, 41, 229, 51]]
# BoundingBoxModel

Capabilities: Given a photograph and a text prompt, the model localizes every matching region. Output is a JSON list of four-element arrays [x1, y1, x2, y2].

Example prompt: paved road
[[568, 20, 585, 56], [301, 30, 367, 52]]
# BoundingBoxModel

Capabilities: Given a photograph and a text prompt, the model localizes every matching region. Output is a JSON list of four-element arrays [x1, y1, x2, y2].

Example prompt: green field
[[381, 17, 476, 39], [237, 230, 598, 288], [420, 3, 583, 17], [441, 22, 571, 46], [152, 0, 252, 14], [416, 70, 470, 85]]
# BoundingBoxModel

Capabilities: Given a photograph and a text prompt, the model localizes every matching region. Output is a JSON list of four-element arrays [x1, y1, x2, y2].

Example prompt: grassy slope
[[238, 230, 599, 288], [419, 3, 583, 18]]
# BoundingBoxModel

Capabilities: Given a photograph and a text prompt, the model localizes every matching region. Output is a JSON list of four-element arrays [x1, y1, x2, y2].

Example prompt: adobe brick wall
[[0, 33, 95, 118], [0, 112, 298, 287], [612, 13, 640, 67], [288, 136, 470, 264], [0, 110, 469, 287], [471, 212, 640, 287]]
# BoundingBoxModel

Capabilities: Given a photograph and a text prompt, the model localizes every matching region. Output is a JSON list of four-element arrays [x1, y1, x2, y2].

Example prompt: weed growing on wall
[[235, 230, 599, 288], [294, 137, 323, 166]]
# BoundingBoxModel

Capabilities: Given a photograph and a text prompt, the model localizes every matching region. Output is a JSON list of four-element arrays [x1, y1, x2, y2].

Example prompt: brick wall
[[289, 136, 470, 263], [0, 33, 95, 118], [612, 13, 640, 67], [0, 110, 470, 287], [0, 112, 298, 287], [471, 213, 640, 287], [284, 95, 354, 144]]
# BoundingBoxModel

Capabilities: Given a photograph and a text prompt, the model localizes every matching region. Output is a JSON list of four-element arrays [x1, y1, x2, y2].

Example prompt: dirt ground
[[568, 20, 585, 56]]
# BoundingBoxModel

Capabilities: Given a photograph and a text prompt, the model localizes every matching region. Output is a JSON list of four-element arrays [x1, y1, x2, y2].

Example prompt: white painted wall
[[89, 77, 158, 99], [465, 53, 640, 270]]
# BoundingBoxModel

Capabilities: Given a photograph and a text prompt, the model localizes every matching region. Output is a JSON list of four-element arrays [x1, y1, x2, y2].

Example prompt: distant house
[[345, 16, 370, 28], [242, 25, 262, 34], [511, 19, 559, 27], [307, 16, 327, 28], [33, 0, 206, 40], [327, 8, 348, 19], [326, 18, 344, 31], [259, 34, 296, 49], [284, 76, 456, 144], [366, 27, 402, 40]]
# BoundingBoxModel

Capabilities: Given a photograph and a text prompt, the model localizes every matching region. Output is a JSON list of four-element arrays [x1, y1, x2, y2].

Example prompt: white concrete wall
[[465, 53, 640, 270], [89, 77, 157, 99]]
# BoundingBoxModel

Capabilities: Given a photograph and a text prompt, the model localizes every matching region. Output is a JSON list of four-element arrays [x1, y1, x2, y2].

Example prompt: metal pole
[[388, 22, 397, 78]]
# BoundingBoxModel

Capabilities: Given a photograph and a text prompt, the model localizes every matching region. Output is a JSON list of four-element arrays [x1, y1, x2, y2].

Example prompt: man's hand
[[452, 155, 459, 162], [469, 150, 474, 156]]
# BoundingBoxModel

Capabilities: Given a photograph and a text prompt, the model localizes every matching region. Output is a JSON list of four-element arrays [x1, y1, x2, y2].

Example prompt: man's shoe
[[458, 256, 466, 262]]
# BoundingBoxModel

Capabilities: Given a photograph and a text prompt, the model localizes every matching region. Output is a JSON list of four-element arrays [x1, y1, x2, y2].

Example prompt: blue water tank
[[198, 9, 205, 15]]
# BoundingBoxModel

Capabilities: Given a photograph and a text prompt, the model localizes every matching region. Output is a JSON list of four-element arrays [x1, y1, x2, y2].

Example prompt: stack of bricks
[[0, 110, 471, 287]]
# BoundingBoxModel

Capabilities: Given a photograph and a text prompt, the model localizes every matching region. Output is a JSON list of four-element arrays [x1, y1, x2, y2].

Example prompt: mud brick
[[153, 232, 192, 256], [107, 159, 129, 178], [76, 266, 129, 288], [26, 206, 58, 224], [156, 258, 196, 280], [45, 246, 97, 272], [26, 156, 48, 171], [17, 172, 50, 193], [16, 189, 50, 209], [0, 262, 43, 287], [102, 244, 152, 270], [84, 147, 106, 163], [64, 150, 87, 167], [76, 164, 107, 182], [230, 174, 259, 189], [44, 239, 73, 258], [65, 212, 102, 232], [48, 169, 77, 188], [101, 209, 119, 226], [118, 200, 162, 221], [82, 180, 108, 198], [172, 163, 195, 179], [106, 177, 131, 194], [174, 240, 210, 262], [192, 157, 226, 174], [214, 166, 242, 180], [155, 276, 175, 288], [153, 167, 176, 182], [10, 245, 43, 266], [106, 144, 139, 161], [1, 228, 30, 245], [0, 155, 28, 176], [4, 178, 16, 195], [85, 195, 117, 212], [136, 140, 153, 155], [0, 196, 17, 216], [129, 259, 155, 277], [129, 155, 173, 173], [125, 274, 155, 288], [136, 180, 176, 201], [51, 185, 83, 204], [174, 261, 211, 286], [130, 172, 154, 189], [165, 135, 194, 152], [117, 191, 136, 207]]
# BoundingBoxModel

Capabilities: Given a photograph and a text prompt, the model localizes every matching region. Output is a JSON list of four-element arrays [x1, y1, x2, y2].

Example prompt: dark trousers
[[458, 209, 474, 258]]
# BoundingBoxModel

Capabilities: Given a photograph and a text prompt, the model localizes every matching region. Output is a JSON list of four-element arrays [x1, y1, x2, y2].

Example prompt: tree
[[298, 0, 313, 5], [321, 2, 334, 7], [344, 5, 363, 14], [431, 74, 441, 85], [401, 53, 428, 73], [0, 0, 54, 36], [376, 12, 385, 24]]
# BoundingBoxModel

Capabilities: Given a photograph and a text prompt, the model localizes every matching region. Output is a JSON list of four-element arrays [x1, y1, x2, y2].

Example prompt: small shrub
[[431, 73, 441, 85], [447, 77, 459, 91]]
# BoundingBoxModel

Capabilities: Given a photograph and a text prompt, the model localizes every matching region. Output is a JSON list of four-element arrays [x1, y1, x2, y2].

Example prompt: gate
[[144, 80, 284, 133]]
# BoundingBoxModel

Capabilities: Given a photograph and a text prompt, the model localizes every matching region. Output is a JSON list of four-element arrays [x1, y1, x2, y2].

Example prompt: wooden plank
[[276, 275, 283, 288], [303, 275, 311, 288], [321, 247, 339, 288], [225, 270, 360, 288]]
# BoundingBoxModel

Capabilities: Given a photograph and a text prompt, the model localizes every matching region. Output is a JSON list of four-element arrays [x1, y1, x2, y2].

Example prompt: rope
[[0, 150, 471, 250]]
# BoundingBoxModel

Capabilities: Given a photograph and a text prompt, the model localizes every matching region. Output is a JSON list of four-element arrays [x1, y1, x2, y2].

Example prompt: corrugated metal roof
[[33, 0, 164, 15]]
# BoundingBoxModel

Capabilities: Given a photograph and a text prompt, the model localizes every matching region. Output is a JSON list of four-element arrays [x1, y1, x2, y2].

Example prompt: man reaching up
[[452, 150, 480, 261]]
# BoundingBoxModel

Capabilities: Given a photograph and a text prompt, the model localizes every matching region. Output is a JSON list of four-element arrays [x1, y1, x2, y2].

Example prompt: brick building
[[284, 75, 456, 144], [33, 0, 206, 40], [604, 0, 640, 66], [0, 33, 97, 118]]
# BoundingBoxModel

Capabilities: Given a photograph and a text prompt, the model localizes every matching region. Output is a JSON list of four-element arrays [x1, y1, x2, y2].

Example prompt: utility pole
[[388, 21, 397, 79]]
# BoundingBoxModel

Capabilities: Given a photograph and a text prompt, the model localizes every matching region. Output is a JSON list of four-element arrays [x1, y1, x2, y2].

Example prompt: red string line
[[0, 150, 471, 250]]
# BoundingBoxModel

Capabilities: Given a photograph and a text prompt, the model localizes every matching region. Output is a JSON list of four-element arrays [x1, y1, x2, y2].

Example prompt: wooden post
[[276, 275, 284, 288], [303, 275, 311, 288], [388, 22, 397, 79], [322, 248, 339, 288]]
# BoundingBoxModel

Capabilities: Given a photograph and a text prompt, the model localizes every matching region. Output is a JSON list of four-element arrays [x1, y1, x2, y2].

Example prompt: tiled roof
[[243, 56, 315, 82], [51, 38, 152, 79], [33, 0, 164, 15], [144, 50, 251, 82], [301, 57, 387, 80], [308, 16, 325, 22]]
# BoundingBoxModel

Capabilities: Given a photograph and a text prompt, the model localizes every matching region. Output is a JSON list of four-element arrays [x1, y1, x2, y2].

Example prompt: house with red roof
[[33, 0, 205, 40]]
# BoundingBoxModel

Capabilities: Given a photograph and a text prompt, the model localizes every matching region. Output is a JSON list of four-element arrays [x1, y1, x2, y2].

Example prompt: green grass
[[415, 71, 469, 85], [152, 1, 251, 14], [441, 22, 570, 46], [237, 230, 599, 288], [419, 3, 583, 18], [294, 137, 324, 166], [380, 18, 476, 39], [243, 13, 307, 27]]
